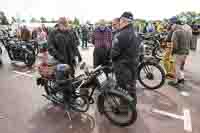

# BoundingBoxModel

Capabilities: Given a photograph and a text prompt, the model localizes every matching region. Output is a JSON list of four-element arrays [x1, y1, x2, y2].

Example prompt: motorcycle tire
[[152, 46, 164, 60], [24, 48, 36, 67], [137, 61, 166, 90], [70, 95, 89, 112], [100, 92, 137, 127], [0, 47, 2, 55], [7, 49, 14, 60]]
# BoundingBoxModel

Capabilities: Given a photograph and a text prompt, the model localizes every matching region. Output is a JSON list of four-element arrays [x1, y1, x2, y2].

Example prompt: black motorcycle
[[137, 42, 166, 90], [0, 36, 36, 67], [37, 65, 137, 127], [139, 32, 167, 60]]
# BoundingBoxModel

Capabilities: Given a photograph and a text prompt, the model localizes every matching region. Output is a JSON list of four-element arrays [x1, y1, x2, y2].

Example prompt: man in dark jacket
[[92, 20, 112, 68], [70, 26, 82, 63], [48, 17, 76, 77], [111, 12, 139, 102], [112, 18, 120, 36], [21, 25, 31, 41], [81, 26, 89, 48]]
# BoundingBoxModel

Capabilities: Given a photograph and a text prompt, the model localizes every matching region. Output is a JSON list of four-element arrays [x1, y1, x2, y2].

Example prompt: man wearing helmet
[[111, 12, 140, 104]]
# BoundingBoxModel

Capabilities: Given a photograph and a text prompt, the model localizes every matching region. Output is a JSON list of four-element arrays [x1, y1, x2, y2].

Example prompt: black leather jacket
[[111, 24, 140, 66], [48, 29, 76, 65]]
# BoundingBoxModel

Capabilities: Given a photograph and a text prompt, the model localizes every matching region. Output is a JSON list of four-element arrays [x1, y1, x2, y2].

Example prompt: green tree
[[22, 19, 26, 23], [51, 18, 56, 23], [0, 11, 9, 25], [73, 17, 80, 26], [86, 20, 91, 25], [30, 17, 38, 23], [40, 17, 46, 23]]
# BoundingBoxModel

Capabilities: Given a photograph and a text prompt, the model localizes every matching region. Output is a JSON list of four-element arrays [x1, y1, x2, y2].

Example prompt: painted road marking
[[183, 109, 192, 132], [180, 91, 190, 97], [13, 71, 34, 78], [152, 109, 183, 120], [152, 108, 192, 132]]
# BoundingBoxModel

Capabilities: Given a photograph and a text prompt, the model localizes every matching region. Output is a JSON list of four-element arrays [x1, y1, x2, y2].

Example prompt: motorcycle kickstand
[[64, 111, 72, 121], [64, 111, 73, 128]]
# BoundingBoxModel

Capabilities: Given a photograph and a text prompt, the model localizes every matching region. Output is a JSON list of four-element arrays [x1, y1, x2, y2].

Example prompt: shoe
[[0, 59, 2, 65], [168, 81, 179, 87], [177, 79, 185, 84]]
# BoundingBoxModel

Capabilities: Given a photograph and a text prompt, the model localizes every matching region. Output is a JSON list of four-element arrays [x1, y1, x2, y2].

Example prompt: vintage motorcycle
[[139, 32, 167, 60], [0, 35, 36, 67], [37, 64, 137, 127]]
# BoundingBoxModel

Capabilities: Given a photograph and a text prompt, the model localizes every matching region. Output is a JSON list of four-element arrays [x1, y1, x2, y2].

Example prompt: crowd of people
[[0, 11, 198, 106]]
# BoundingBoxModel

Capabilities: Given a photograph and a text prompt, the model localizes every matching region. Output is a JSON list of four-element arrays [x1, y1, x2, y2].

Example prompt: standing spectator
[[31, 28, 38, 40], [37, 27, 47, 41], [21, 25, 31, 41], [81, 25, 89, 48], [181, 23, 192, 70], [146, 22, 156, 33], [42, 24, 48, 35], [168, 24, 192, 87], [112, 18, 120, 36], [48, 17, 76, 77], [68, 24, 82, 64], [111, 12, 139, 103], [191, 23, 199, 50], [92, 19, 112, 68]]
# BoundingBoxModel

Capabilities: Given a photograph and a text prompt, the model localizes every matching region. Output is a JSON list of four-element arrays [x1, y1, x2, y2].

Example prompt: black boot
[[0, 59, 2, 66]]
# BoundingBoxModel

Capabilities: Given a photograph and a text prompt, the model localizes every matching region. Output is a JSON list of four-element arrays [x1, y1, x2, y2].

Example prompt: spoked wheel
[[24, 49, 36, 67], [70, 96, 89, 112], [152, 47, 165, 60], [101, 92, 137, 127], [137, 61, 166, 90]]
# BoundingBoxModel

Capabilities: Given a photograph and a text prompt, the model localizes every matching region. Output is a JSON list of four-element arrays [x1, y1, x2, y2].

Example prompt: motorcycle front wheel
[[137, 61, 166, 90], [70, 95, 89, 112], [100, 92, 137, 127]]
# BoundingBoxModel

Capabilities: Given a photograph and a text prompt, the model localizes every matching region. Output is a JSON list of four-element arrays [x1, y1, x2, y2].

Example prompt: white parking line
[[12, 71, 33, 78], [152, 109, 183, 120], [152, 108, 192, 132], [183, 109, 192, 132]]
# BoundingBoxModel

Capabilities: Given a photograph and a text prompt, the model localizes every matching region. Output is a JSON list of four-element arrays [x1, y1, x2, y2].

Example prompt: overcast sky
[[0, 0, 200, 23]]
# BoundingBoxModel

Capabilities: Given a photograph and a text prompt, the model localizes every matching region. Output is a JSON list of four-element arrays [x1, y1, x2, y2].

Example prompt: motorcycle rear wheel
[[101, 92, 137, 127], [24, 49, 36, 67]]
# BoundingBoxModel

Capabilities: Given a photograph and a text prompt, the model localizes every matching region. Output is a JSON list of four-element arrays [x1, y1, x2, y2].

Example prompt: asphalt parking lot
[[0, 41, 200, 133]]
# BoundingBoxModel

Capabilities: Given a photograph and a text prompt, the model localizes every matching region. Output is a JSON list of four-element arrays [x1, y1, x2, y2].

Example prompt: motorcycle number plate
[[97, 72, 107, 85], [22, 45, 26, 49]]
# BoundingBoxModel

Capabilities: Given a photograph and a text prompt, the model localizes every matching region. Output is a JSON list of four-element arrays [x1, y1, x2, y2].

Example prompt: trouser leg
[[114, 64, 137, 103], [175, 55, 186, 81]]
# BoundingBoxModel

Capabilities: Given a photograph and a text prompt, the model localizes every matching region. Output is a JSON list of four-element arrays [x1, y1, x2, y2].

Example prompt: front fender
[[109, 88, 134, 102]]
